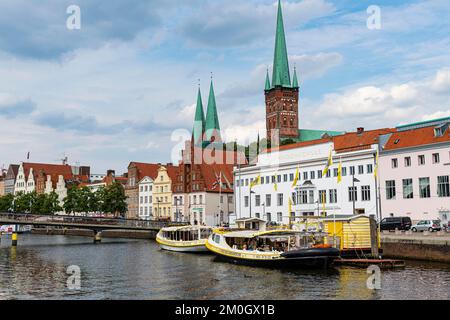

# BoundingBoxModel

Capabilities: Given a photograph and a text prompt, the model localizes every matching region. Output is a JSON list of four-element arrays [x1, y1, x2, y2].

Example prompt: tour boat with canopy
[[156, 225, 213, 253], [205, 218, 340, 268]]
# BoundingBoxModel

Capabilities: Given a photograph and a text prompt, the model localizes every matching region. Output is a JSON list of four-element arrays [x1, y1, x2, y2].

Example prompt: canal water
[[0, 234, 449, 300]]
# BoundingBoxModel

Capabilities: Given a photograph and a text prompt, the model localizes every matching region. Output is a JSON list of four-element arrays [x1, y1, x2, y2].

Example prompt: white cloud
[[313, 68, 450, 129], [181, 0, 335, 47], [421, 110, 450, 121], [223, 121, 266, 145], [290, 52, 343, 79], [432, 68, 450, 92], [220, 52, 343, 99]]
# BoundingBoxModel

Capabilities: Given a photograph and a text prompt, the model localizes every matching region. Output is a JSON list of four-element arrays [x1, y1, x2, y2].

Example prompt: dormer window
[[434, 123, 449, 137]]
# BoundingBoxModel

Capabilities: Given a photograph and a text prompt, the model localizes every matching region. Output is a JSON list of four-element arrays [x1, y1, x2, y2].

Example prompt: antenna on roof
[[56, 152, 69, 165]]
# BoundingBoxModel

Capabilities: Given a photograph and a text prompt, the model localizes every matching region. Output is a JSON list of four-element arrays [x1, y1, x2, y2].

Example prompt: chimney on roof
[[357, 127, 364, 135]]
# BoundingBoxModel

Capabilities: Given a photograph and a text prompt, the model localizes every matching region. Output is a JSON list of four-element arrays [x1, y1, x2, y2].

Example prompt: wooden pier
[[334, 258, 405, 269]]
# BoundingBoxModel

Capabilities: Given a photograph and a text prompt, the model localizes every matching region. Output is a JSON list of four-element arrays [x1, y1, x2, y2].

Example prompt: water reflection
[[0, 234, 449, 300]]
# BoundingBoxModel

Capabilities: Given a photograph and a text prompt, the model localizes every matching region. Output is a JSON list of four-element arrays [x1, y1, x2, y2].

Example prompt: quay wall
[[31, 227, 157, 240], [381, 232, 450, 263]]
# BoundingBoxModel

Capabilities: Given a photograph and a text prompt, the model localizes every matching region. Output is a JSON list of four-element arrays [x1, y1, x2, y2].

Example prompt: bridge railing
[[0, 212, 186, 229]]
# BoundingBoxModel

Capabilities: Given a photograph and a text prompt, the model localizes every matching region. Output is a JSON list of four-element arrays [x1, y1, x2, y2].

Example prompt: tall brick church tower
[[265, 0, 299, 142]]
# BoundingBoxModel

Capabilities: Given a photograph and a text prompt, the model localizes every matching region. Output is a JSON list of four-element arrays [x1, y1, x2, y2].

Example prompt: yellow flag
[[292, 167, 299, 188], [250, 174, 261, 189], [288, 197, 292, 215], [322, 149, 333, 177], [374, 149, 379, 178], [337, 160, 342, 184], [321, 192, 326, 217], [273, 174, 278, 192]]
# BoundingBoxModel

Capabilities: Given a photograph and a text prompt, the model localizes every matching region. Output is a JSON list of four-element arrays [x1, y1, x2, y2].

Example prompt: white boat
[[156, 225, 213, 253], [206, 228, 340, 269]]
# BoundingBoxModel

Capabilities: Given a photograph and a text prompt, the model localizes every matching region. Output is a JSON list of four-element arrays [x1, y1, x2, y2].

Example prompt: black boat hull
[[213, 254, 338, 269]]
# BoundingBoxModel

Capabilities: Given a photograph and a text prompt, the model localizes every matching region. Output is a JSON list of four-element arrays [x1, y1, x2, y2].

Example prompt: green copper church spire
[[205, 78, 221, 142], [292, 65, 299, 88], [272, 0, 291, 88], [192, 85, 205, 146], [265, 69, 271, 90]]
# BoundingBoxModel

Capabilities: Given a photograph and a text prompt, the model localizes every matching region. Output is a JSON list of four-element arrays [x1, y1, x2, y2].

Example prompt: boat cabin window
[[224, 233, 326, 252], [163, 228, 212, 241]]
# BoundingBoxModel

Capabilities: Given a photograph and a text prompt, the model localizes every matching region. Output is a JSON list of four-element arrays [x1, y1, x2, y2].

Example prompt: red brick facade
[[265, 86, 299, 140]]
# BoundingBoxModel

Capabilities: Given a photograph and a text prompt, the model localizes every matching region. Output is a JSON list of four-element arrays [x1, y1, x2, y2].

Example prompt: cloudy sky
[[1, 0, 450, 173]]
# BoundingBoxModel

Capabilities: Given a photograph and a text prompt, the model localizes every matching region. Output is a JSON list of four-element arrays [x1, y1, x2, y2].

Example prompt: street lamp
[[156, 198, 161, 221], [352, 174, 360, 215], [174, 197, 180, 222]]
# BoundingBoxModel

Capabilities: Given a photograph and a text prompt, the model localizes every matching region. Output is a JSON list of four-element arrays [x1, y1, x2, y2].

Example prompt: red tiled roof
[[189, 147, 247, 166], [165, 165, 179, 182], [333, 128, 396, 153], [130, 162, 161, 180], [383, 126, 450, 151], [23, 163, 73, 181], [262, 137, 332, 153], [200, 163, 234, 193]]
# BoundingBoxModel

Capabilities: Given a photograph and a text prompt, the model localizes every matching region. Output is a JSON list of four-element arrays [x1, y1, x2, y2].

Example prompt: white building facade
[[184, 192, 234, 226], [235, 138, 380, 225], [14, 164, 35, 194], [379, 123, 450, 222], [138, 176, 154, 220]]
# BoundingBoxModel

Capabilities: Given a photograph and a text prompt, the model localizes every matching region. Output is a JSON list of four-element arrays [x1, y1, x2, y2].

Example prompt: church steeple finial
[[265, 68, 271, 91], [192, 81, 206, 146], [205, 77, 221, 143], [272, 0, 291, 88], [292, 64, 299, 88]]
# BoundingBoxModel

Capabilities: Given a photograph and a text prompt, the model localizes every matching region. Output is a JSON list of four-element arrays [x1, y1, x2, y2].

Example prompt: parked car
[[411, 220, 442, 232], [379, 217, 412, 231]]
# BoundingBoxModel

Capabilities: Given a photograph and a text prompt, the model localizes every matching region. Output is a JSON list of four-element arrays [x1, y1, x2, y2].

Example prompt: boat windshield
[[162, 228, 212, 241], [224, 232, 327, 253]]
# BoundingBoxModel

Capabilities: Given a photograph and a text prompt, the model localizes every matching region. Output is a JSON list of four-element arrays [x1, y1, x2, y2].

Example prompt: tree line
[[0, 181, 127, 217]]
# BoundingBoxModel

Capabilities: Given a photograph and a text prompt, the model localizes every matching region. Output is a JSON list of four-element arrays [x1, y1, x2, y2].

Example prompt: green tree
[[63, 187, 78, 214], [0, 194, 14, 212], [30, 192, 45, 214], [13, 191, 34, 213], [76, 187, 91, 215], [101, 182, 127, 217], [42, 192, 62, 215], [89, 188, 102, 213]]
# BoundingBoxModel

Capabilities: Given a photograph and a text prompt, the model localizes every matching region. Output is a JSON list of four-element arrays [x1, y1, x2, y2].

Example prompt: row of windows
[[154, 196, 169, 204], [385, 175, 450, 199], [139, 206, 153, 216], [243, 186, 372, 208], [254, 212, 284, 223], [391, 153, 442, 168], [139, 196, 153, 204], [139, 185, 153, 192], [237, 164, 373, 187]]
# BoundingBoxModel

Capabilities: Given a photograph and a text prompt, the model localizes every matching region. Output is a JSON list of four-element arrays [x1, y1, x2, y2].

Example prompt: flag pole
[[219, 172, 222, 226]]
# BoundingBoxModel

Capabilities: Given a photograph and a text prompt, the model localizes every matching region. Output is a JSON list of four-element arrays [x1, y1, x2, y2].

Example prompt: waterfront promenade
[[1, 233, 449, 300], [381, 232, 450, 263]]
